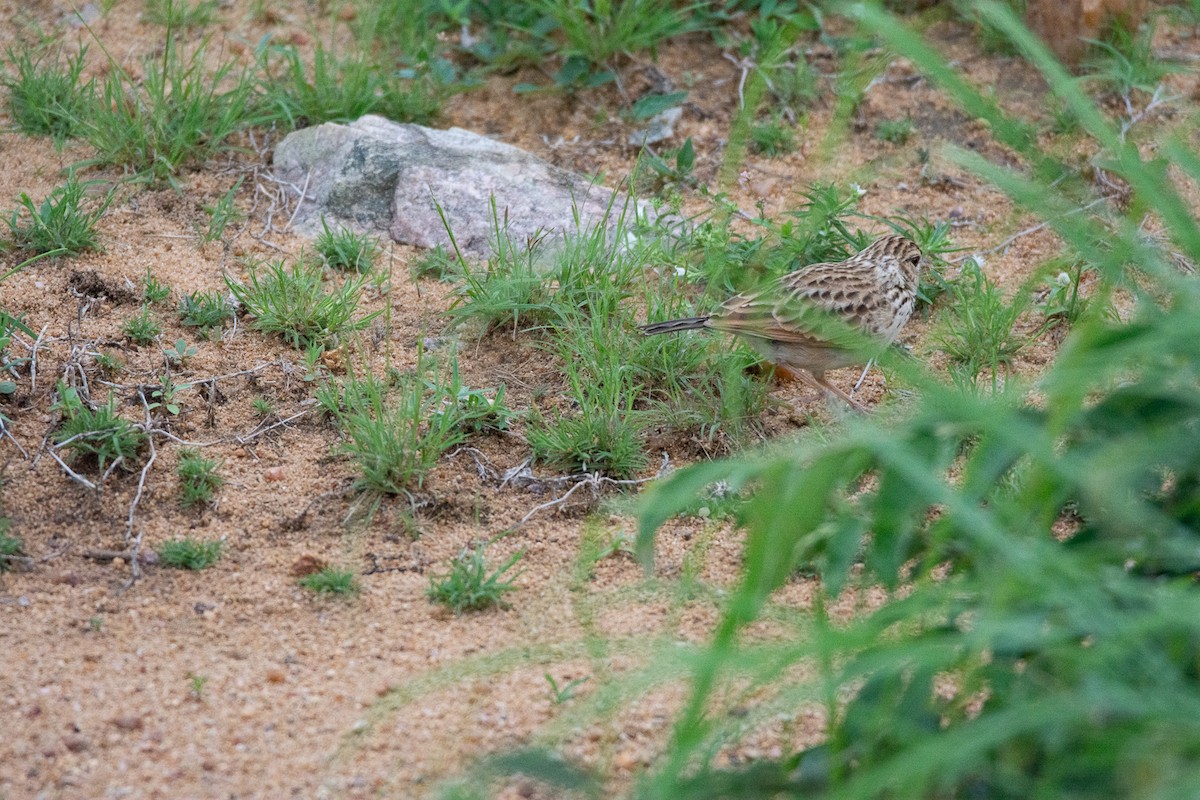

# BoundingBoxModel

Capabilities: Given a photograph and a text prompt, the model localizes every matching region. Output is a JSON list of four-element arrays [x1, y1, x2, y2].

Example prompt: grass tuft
[[299, 566, 360, 595], [159, 537, 222, 570], [4, 178, 109, 258], [426, 543, 523, 614], [176, 448, 223, 508]]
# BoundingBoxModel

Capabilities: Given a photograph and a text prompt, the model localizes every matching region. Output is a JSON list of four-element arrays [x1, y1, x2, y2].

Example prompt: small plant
[[186, 672, 209, 700], [93, 351, 124, 376], [636, 137, 696, 192], [410, 245, 459, 281], [148, 375, 186, 417], [426, 543, 523, 614], [178, 290, 233, 331], [299, 566, 360, 595], [225, 258, 377, 349], [314, 218, 380, 273], [545, 673, 589, 705], [251, 396, 274, 418], [87, 616, 103, 632], [750, 119, 796, 156], [0, 525, 22, 573], [875, 117, 915, 144], [1082, 22, 1177, 99], [4, 177, 109, 257], [433, 357, 513, 434], [122, 306, 162, 345], [160, 537, 222, 569], [163, 338, 198, 366], [53, 384, 145, 473], [200, 179, 244, 244], [933, 258, 1027, 385], [2, 46, 93, 144], [176, 448, 223, 507], [142, 271, 171, 305], [143, 0, 218, 28]]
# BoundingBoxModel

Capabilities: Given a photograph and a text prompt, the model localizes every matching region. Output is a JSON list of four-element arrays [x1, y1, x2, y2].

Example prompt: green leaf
[[631, 90, 687, 120], [676, 137, 695, 172]]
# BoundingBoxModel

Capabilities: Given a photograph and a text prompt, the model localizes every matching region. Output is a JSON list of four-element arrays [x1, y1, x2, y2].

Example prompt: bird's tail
[[638, 317, 711, 335]]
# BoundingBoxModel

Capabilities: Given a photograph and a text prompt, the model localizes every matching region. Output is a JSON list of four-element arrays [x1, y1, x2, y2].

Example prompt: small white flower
[[850, 182, 866, 197], [675, 267, 687, 277], [1055, 271, 1071, 287]]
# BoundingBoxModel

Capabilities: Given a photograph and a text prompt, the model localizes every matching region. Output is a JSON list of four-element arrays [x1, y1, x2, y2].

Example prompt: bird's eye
[[907, 254, 921, 267]]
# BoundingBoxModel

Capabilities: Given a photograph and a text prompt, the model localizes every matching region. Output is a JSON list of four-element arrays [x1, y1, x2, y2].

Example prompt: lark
[[639, 234, 923, 411]]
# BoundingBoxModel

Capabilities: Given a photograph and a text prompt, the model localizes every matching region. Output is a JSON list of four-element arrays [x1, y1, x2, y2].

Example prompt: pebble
[[263, 466, 285, 482]]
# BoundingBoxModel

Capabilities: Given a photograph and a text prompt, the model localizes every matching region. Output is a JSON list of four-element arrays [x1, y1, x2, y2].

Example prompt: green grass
[[225, 258, 378, 349], [176, 448, 223, 508], [875, 117, 915, 144], [81, 36, 255, 184], [178, 290, 233, 331], [200, 179, 244, 245], [53, 384, 145, 473], [299, 566, 360, 595], [142, 0, 218, 28], [0, 524, 22, 573], [256, 41, 442, 129], [159, 537, 222, 570], [410, 244, 459, 281], [2, 46, 93, 144], [426, 543, 523, 614], [142, 270, 172, 305], [932, 258, 1027, 386], [252, 395, 274, 418], [122, 306, 162, 345], [4, 177, 109, 258], [749, 119, 796, 156], [314, 218, 381, 273]]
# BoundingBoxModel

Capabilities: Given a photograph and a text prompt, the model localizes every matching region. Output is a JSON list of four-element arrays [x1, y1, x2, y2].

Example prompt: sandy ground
[[1, 2, 1196, 798]]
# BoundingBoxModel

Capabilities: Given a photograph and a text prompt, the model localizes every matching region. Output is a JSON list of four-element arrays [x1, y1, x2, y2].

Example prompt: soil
[[1, 3, 1197, 798]]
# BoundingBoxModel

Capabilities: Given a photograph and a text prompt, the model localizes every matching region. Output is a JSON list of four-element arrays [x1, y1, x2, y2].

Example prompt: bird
[[638, 234, 923, 412]]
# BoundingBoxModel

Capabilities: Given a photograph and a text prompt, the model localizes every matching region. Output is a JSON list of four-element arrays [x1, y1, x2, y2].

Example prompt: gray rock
[[628, 106, 683, 147], [273, 116, 642, 259], [63, 2, 100, 28]]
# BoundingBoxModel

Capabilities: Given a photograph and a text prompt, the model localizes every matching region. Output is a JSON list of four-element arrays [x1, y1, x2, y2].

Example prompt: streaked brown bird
[[638, 234, 923, 411]]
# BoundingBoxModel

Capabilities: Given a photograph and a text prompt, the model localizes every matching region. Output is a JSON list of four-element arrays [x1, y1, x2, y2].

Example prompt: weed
[[82, 37, 255, 184], [0, 524, 22, 573], [314, 218, 380, 273], [93, 351, 124, 376], [148, 375, 185, 416], [160, 536, 222, 569], [875, 117, 915, 144], [545, 673, 589, 704], [200, 179, 244, 244], [426, 543, 523, 614], [299, 566, 360, 595], [1038, 256, 1095, 328], [53, 384, 145, 473], [636, 137, 696, 193], [143, 0, 218, 28], [251, 396, 274, 418], [186, 672, 208, 699], [933, 258, 1027, 385], [4, 177, 109, 257], [325, 362, 466, 495], [1083, 22, 1177, 99], [87, 616, 103, 632], [122, 306, 162, 345], [163, 338, 198, 366], [143, 270, 171, 305], [176, 448, 223, 507], [750, 118, 796, 156], [225, 258, 377, 349], [178, 290, 233, 331], [2, 46, 93, 144], [257, 41, 442, 129], [410, 244, 459, 281]]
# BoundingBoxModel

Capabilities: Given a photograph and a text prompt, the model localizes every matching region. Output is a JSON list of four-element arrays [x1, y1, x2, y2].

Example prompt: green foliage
[[142, 0, 218, 28], [426, 543, 523, 614], [932, 258, 1027, 385], [176, 448, 223, 507], [178, 290, 233, 330], [53, 384, 145, 473], [0, 524, 22, 573], [749, 118, 795, 156], [322, 360, 467, 495], [299, 566, 360, 595], [159, 537, 222, 569], [256, 41, 442, 129], [225, 258, 377, 349], [874, 117, 914, 144], [314, 218, 381, 273], [82, 37, 255, 184], [410, 244, 459, 281], [1038, 255, 1094, 327], [4, 177, 109, 258], [122, 306, 162, 345], [2, 46, 93, 144], [162, 338, 198, 366], [148, 375, 185, 416], [1082, 21, 1177, 99], [200, 179, 244, 244], [142, 270, 171, 305], [251, 395, 274, 418]]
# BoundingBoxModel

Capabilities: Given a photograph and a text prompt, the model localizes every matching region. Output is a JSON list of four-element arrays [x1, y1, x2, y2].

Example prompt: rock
[[1025, 0, 1145, 66], [628, 106, 683, 147], [63, 2, 100, 28], [290, 554, 327, 577], [273, 115, 644, 259]]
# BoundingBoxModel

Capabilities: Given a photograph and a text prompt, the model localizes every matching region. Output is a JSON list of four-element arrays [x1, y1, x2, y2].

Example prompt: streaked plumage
[[639, 234, 923, 410]]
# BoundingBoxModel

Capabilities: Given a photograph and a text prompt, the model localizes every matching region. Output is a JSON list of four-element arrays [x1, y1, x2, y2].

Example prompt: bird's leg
[[850, 359, 874, 396], [808, 370, 868, 413]]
